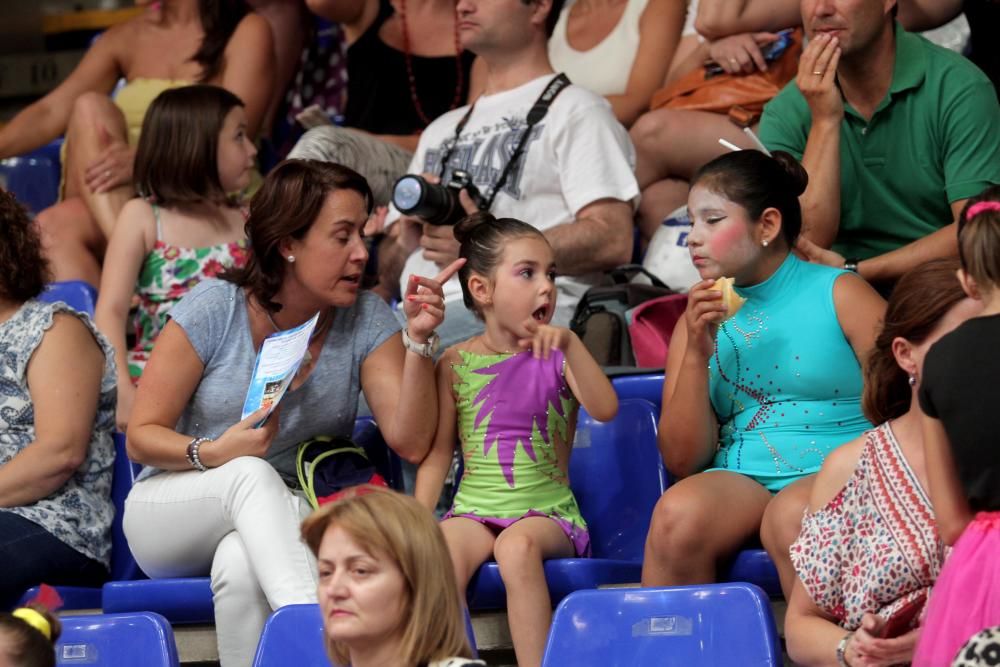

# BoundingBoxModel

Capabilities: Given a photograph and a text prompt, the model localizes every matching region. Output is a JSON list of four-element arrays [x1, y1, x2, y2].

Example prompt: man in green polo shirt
[[759, 0, 1000, 285]]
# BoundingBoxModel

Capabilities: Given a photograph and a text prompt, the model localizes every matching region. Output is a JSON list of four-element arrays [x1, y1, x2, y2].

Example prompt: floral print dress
[[790, 422, 943, 630], [127, 203, 248, 382]]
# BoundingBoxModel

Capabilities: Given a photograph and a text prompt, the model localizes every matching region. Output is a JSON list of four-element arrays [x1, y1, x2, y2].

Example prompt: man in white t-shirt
[[379, 0, 640, 347]]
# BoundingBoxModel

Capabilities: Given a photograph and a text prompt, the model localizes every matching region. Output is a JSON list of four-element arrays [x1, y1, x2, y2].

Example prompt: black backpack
[[569, 265, 674, 368]]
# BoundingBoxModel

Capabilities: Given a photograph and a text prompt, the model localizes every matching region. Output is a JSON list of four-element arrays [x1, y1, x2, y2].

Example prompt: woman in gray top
[[123, 160, 458, 667]]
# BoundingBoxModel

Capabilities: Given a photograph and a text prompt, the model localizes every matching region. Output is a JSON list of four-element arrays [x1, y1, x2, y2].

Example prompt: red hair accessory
[[28, 584, 64, 612]]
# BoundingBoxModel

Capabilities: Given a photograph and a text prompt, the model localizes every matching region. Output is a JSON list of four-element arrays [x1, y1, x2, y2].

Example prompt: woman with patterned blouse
[[0, 188, 116, 608], [785, 260, 981, 667]]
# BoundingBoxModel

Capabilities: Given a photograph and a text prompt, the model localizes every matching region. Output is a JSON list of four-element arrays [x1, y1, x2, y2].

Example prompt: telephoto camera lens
[[391, 174, 465, 226]]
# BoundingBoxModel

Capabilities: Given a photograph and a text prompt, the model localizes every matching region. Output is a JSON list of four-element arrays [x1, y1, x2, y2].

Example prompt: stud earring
[[762, 239, 769, 247], [908, 374, 916, 387], [287, 255, 296, 263]]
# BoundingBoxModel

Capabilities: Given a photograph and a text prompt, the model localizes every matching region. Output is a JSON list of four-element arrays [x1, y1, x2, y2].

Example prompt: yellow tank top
[[114, 78, 191, 146]]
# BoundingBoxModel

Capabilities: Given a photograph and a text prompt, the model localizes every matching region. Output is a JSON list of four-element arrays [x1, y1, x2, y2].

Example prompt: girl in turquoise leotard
[[415, 212, 618, 667], [642, 150, 886, 599]]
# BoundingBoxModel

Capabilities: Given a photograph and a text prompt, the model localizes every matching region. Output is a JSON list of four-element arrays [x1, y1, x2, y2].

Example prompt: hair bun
[[772, 150, 809, 197], [453, 211, 496, 244]]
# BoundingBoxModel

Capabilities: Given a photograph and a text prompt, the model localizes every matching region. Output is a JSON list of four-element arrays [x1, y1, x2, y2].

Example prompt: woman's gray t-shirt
[[135, 279, 400, 483]]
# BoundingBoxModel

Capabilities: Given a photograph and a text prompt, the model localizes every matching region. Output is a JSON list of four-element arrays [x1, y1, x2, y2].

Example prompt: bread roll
[[712, 277, 746, 319]]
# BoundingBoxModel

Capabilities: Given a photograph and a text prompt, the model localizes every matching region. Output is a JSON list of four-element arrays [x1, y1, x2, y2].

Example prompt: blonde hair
[[301, 486, 473, 666], [958, 185, 1000, 293]]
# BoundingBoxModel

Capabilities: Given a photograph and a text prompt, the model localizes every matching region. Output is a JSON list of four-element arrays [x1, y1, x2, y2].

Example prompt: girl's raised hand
[[685, 279, 728, 360], [518, 319, 573, 360], [404, 258, 466, 342]]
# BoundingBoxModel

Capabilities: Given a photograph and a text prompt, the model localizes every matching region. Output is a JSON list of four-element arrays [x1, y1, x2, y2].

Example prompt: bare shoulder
[[436, 345, 464, 376], [227, 12, 274, 49], [833, 271, 885, 312], [36, 312, 101, 361], [117, 198, 157, 245], [809, 432, 869, 512]]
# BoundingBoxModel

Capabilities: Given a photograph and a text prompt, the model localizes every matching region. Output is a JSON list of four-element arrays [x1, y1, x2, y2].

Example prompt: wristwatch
[[402, 328, 440, 358]]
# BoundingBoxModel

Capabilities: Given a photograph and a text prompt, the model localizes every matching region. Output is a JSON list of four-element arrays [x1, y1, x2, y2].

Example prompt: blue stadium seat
[[0, 139, 62, 216], [252, 604, 331, 667], [541, 583, 782, 667], [466, 398, 666, 610], [103, 419, 403, 624], [725, 548, 782, 598], [17, 433, 144, 610], [611, 373, 665, 413], [635, 369, 782, 597], [252, 604, 478, 666], [39, 281, 98, 317], [56, 611, 179, 667], [103, 577, 214, 625]]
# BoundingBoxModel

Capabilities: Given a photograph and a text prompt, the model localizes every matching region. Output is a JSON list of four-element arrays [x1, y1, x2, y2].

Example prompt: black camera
[[391, 170, 486, 226]]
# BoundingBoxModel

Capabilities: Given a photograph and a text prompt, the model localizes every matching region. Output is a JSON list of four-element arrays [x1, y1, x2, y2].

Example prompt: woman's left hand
[[85, 138, 136, 194], [518, 319, 573, 360], [403, 258, 465, 342], [846, 614, 921, 667]]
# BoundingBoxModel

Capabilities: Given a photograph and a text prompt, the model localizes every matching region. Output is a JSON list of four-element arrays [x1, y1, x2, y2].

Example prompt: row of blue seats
[[20, 395, 778, 622], [0, 139, 62, 216], [53, 582, 781, 666]]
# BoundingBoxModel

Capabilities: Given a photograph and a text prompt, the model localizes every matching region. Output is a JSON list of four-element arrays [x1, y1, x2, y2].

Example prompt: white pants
[[123, 457, 318, 667]]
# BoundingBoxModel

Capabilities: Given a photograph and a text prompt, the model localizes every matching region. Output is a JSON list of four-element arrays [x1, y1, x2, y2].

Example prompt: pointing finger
[[433, 257, 466, 284]]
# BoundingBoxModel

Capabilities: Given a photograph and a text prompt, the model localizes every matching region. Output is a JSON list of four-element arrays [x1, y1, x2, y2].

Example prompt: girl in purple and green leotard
[[415, 212, 618, 667]]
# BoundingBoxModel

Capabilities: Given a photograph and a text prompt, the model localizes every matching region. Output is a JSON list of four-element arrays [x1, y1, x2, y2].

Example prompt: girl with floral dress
[[414, 212, 618, 667], [95, 85, 256, 430]]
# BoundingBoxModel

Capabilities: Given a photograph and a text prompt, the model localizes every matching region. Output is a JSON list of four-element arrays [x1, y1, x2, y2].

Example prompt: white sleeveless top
[[548, 0, 649, 96]]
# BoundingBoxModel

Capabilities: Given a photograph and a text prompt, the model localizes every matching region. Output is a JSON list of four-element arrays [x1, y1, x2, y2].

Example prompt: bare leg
[[632, 110, 762, 244], [493, 517, 575, 667], [642, 470, 772, 586], [440, 517, 498, 603], [636, 177, 691, 246], [35, 197, 105, 285], [63, 91, 133, 238], [632, 111, 760, 187], [760, 474, 815, 600]]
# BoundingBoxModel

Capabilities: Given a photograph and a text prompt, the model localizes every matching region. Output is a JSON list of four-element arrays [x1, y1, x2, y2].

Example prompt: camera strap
[[438, 73, 572, 210]]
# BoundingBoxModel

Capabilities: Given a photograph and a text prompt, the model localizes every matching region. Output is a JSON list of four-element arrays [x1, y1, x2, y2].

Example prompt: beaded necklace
[[397, 0, 465, 127]]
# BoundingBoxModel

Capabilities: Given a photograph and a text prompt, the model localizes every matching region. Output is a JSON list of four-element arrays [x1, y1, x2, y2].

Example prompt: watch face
[[429, 333, 441, 354]]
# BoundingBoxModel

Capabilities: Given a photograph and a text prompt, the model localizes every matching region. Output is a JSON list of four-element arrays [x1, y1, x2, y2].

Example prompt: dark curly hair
[[0, 188, 49, 302]]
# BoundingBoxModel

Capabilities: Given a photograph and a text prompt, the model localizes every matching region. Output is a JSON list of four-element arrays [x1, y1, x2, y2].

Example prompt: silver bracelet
[[186, 437, 212, 472], [836, 631, 853, 666]]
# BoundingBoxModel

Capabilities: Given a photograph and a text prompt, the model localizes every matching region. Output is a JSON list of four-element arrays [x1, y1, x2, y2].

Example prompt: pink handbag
[[629, 294, 688, 368]]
